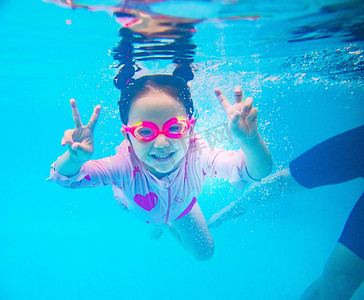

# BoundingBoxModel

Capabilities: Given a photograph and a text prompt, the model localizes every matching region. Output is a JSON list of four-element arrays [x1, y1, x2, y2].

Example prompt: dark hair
[[118, 74, 194, 125]]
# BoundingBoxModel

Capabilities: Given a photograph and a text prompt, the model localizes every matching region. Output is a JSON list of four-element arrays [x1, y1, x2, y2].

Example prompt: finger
[[87, 105, 101, 132], [61, 129, 74, 146], [242, 97, 254, 115], [70, 142, 83, 150], [214, 88, 232, 114], [234, 86, 243, 104], [70, 99, 83, 128], [247, 107, 258, 123]]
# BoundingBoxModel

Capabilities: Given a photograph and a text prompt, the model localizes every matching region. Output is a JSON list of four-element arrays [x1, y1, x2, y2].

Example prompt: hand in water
[[61, 99, 101, 162], [214, 86, 258, 141]]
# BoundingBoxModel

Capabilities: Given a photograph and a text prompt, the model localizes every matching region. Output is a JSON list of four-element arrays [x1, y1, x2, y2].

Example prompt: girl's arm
[[54, 99, 101, 177], [236, 132, 272, 180], [214, 87, 272, 180], [49, 99, 131, 190]]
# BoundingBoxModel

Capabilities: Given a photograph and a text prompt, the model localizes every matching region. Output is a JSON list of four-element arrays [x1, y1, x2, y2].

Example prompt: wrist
[[236, 132, 262, 150], [54, 150, 88, 177]]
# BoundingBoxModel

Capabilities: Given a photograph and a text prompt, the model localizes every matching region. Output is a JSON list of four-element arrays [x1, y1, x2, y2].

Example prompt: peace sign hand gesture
[[61, 99, 101, 162], [215, 86, 258, 142]]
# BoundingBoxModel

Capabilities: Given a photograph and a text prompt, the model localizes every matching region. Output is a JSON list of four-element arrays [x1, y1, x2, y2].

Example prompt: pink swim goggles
[[123, 117, 195, 142]]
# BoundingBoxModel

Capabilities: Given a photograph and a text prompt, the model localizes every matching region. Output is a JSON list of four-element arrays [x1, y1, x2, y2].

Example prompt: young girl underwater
[[48, 71, 273, 260]]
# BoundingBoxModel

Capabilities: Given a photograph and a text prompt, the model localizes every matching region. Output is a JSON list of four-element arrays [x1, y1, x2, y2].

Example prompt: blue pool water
[[0, 1, 363, 299]]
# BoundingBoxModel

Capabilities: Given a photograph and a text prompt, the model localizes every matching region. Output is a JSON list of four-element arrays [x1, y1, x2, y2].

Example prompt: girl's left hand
[[214, 86, 258, 140]]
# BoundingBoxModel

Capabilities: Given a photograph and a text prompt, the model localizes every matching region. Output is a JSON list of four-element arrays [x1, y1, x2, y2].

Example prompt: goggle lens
[[168, 121, 188, 136], [135, 127, 155, 139]]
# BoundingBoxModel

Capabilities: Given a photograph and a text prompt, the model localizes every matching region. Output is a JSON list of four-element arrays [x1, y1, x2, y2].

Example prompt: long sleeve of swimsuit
[[189, 135, 259, 188], [47, 145, 132, 190], [48, 136, 256, 191], [48, 138, 258, 224]]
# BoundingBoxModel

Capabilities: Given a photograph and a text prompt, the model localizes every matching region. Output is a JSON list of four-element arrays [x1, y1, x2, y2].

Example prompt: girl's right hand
[[61, 99, 101, 162]]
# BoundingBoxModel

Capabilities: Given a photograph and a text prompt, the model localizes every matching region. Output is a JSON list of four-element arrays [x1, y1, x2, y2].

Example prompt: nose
[[153, 133, 170, 148]]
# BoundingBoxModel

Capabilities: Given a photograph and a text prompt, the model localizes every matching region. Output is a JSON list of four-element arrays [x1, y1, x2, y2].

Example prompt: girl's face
[[123, 90, 192, 178]]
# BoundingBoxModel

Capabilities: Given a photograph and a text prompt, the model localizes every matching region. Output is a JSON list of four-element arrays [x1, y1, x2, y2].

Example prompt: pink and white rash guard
[[48, 136, 256, 225]]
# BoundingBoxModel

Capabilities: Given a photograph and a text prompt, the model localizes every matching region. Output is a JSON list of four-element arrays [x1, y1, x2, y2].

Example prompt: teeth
[[156, 154, 169, 158], [153, 153, 172, 159]]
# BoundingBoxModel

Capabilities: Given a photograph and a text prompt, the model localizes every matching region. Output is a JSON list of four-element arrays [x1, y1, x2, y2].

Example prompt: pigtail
[[113, 28, 137, 91], [114, 63, 135, 90], [173, 63, 194, 82]]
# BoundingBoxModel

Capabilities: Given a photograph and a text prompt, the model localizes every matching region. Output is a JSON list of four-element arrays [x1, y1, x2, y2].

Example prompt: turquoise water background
[[0, 1, 363, 299]]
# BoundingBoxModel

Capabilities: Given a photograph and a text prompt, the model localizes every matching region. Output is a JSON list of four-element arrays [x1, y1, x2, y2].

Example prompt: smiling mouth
[[151, 152, 175, 162]]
